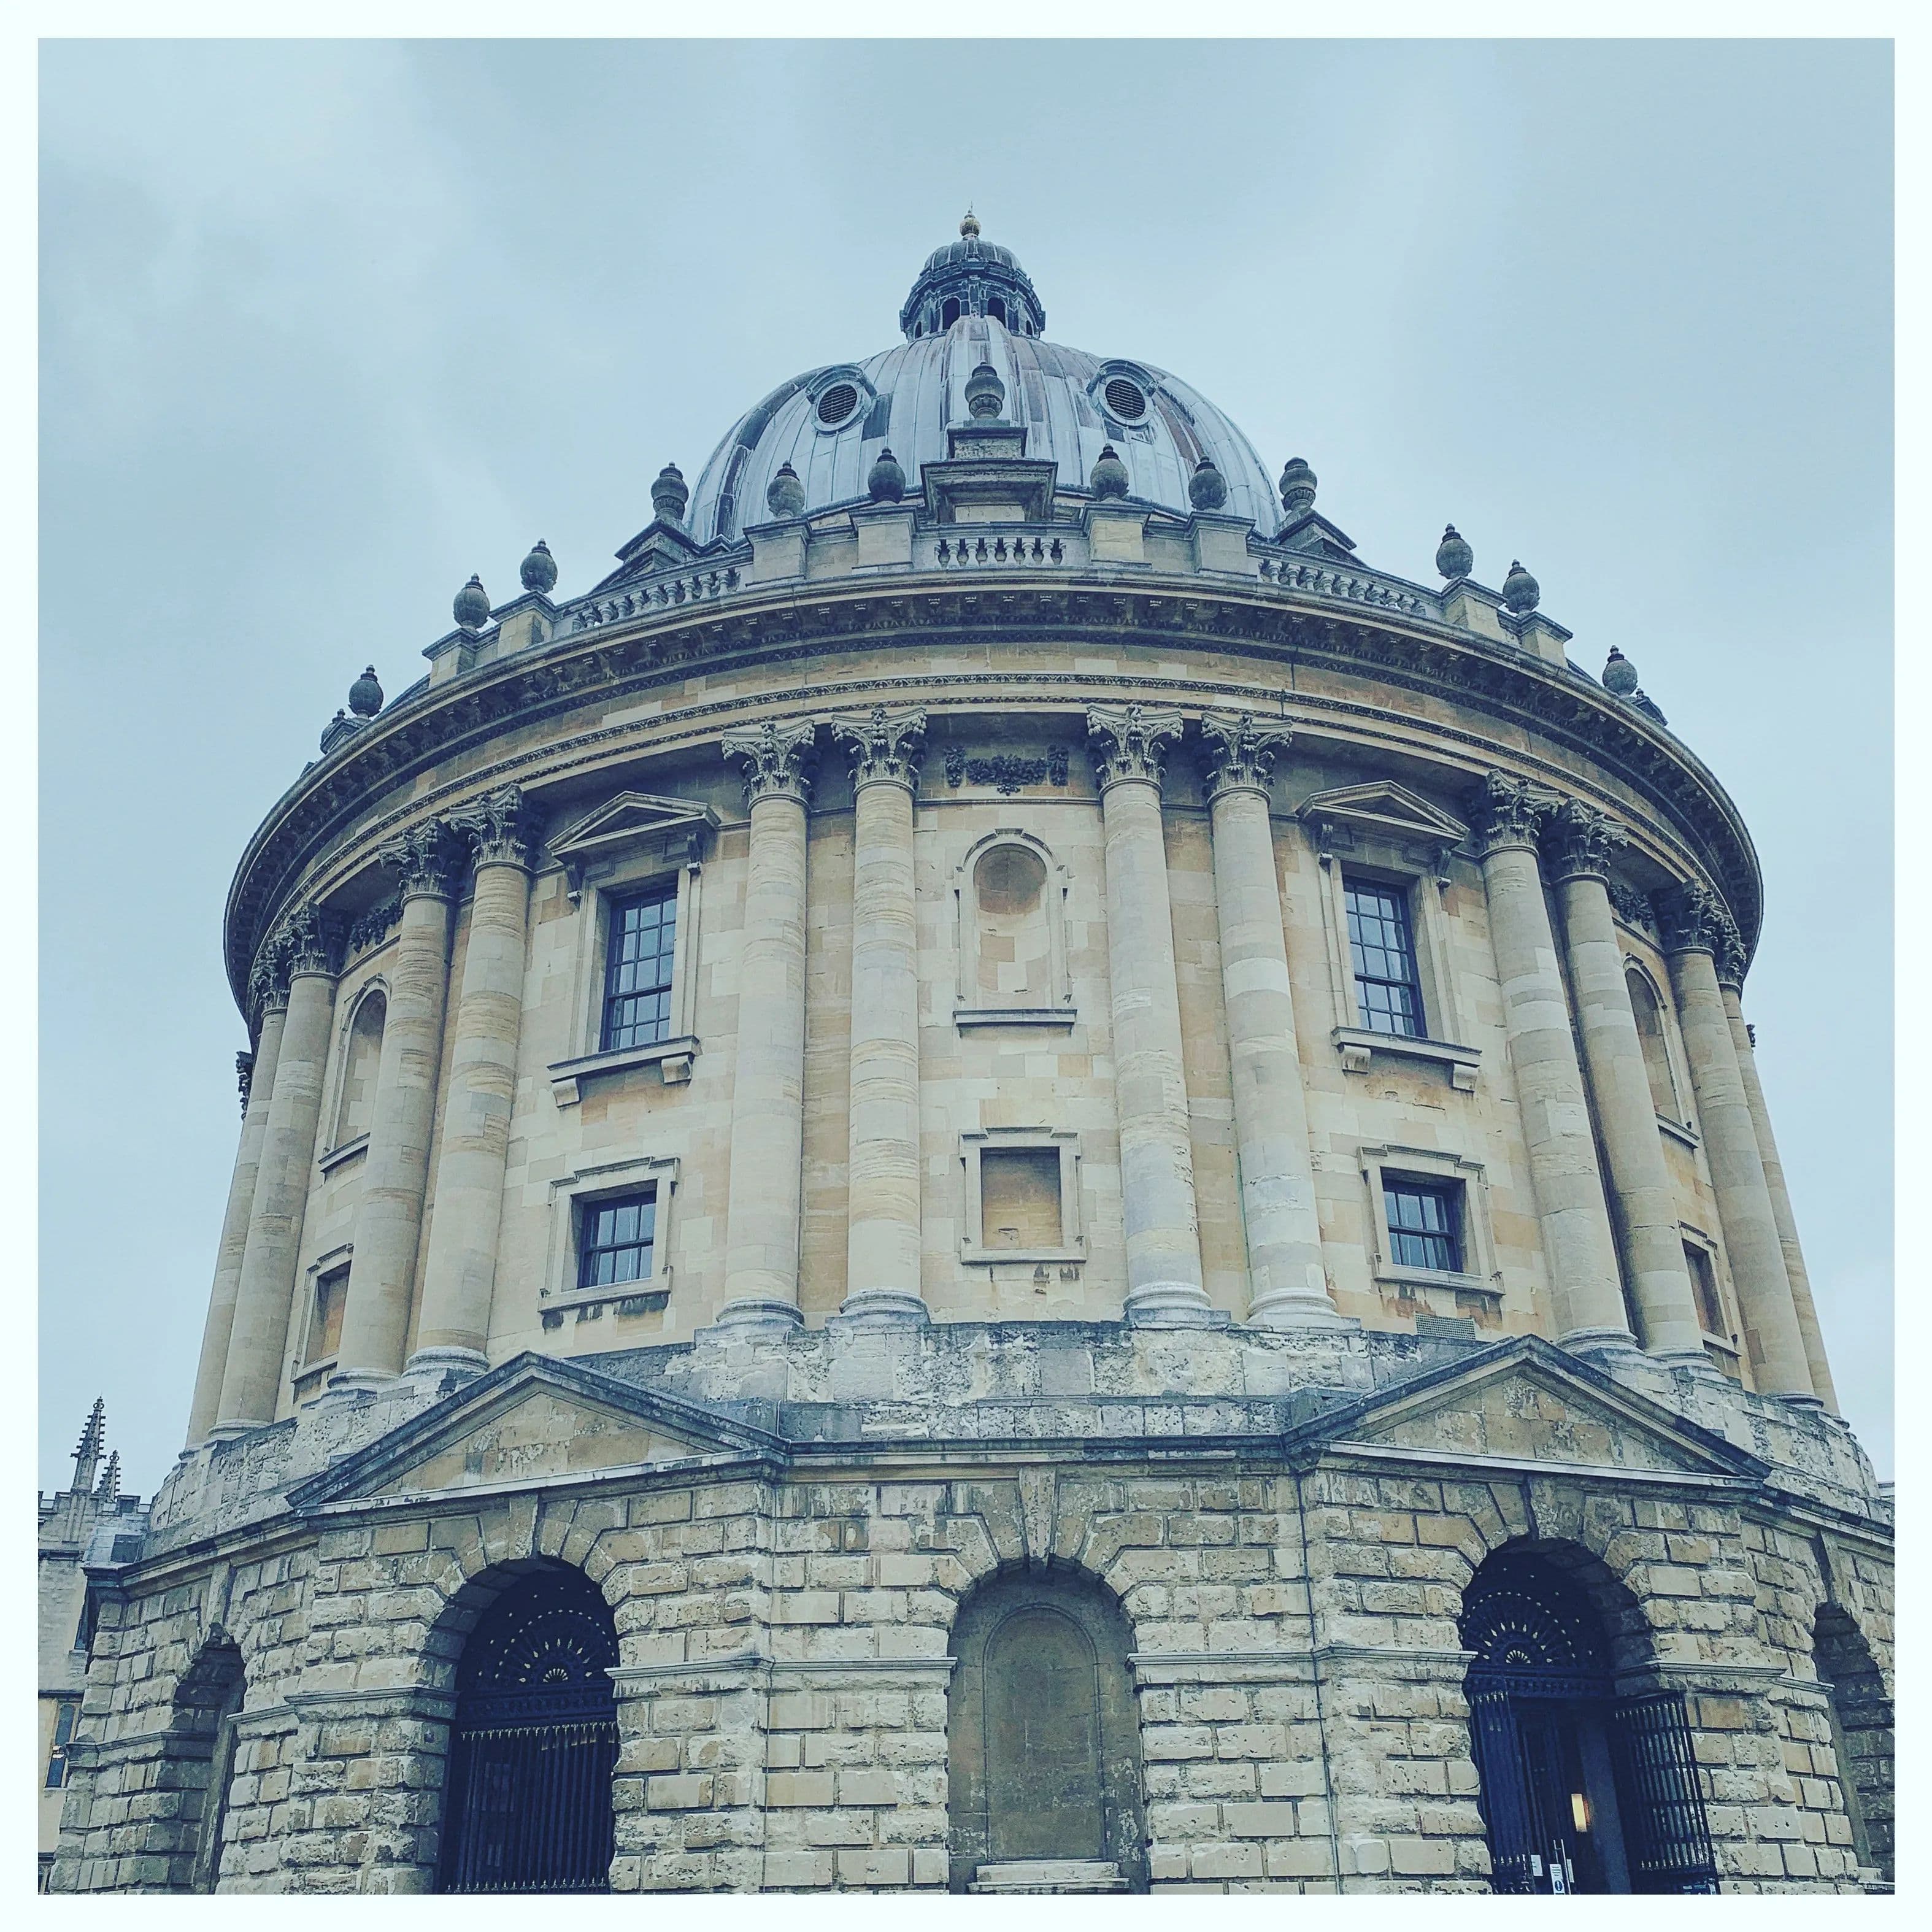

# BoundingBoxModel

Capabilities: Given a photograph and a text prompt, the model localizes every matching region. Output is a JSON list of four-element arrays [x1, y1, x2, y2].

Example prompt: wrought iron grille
[[1609, 1693, 1720, 1893]]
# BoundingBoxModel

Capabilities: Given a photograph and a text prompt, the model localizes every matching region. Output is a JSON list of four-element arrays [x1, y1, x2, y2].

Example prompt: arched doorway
[[946, 1567, 1147, 1893], [1461, 1546, 1717, 1895], [435, 1564, 618, 1894], [1812, 1604, 1893, 1884]]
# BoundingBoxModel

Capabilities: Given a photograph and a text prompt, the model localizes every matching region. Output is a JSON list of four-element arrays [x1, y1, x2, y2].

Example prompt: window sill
[[539, 1280, 671, 1328], [1334, 1026, 1480, 1091], [961, 1245, 1085, 1268], [550, 1036, 699, 1105], [1376, 1263, 1500, 1301], [953, 1006, 1078, 1030], [1658, 1114, 1700, 1149], [292, 1357, 338, 1404], [318, 1134, 369, 1174]]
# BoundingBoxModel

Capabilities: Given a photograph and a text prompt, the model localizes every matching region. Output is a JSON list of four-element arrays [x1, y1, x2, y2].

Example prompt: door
[[1516, 1703, 1609, 1894]]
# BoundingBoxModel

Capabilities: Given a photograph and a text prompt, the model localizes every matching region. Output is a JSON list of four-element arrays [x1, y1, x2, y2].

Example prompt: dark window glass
[[1345, 878, 1426, 1038], [578, 1188, 657, 1290], [46, 1698, 79, 1789], [600, 885, 678, 1053], [1684, 1243, 1729, 1338], [1386, 1179, 1462, 1273]]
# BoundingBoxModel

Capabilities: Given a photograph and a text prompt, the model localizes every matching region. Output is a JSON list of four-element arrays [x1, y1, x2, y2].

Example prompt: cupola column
[[829, 707, 928, 1323], [717, 722, 817, 1328], [1468, 774, 1638, 1361], [329, 823, 461, 1396], [214, 905, 343, 1433], [185, 965, 290, 1447], [1660, 886, 1815, 1400], [1716, 977, 1838, 1410], [1545, 802, 1710, 1369], [407, 789, 538, 1380], [1199, 714, 1340, 1327], [1087, 706, 1211, 1322]]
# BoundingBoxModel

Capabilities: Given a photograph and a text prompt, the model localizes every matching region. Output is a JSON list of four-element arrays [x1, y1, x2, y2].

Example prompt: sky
[[37, 39, 1893, 1495]]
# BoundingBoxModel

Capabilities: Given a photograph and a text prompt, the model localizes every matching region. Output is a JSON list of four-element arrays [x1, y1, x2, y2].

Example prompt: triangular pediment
[[285, 1355, 783, 1511], [1287, 1337, 1767, 1482], [1296, 780, 1468, 848], [547, 791, 719, 896]]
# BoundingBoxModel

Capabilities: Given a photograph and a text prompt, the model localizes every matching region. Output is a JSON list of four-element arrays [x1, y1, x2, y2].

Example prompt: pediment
[[1296, 780, 1468, 849], [547, 791, 720, 897], [1291, 1337, 1766, 1483], [285, 1356, 783, 1511]]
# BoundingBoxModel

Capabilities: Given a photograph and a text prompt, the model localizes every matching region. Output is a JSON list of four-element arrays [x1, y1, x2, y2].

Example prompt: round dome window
[[1103, 375, 1149, 423], [815, 382, 861, 428]]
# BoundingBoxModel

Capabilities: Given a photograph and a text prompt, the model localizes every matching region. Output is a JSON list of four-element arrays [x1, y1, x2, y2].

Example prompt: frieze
[[942, 745, 1070, 793], [1606, 877, 1659, 936], [345, 897, 402, 956]]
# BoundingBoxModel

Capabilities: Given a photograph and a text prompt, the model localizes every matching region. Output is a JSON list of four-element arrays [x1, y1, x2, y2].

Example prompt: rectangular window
[[46, 1698, 79, 1789], [578, 1188, 657, 1290], [1386, 1179, 1463, 1273], [1345, 877, 1426, 1038], [600, 885, 678, 1052], [1684, 1242, 1729, 1339], [307, 1264, 348, 1364]]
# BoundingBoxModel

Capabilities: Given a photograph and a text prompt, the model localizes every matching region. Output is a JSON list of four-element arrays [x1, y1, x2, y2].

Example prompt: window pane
[[1385, 1181, 1462, 1273], [579, 1187, 660, 1290], [601, 886, 679, 1051], [1344, 879, 1425, 1039]]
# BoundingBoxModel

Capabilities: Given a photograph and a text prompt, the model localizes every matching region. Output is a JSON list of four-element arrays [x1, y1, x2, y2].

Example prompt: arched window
[[946, 1568, 1146, 1893], [176, 1628, 245, 1893], [332, 987, 386, 1147], [1813, 1605, 1893, 1883], [987, 297, 1007, 326], [941, 297, 961, 329], [1461, 1545, 1717, 1895], [973, 844, 1050, 1004], [1626, 969, 1680, 1123], [436, 1566, 618, 1895]]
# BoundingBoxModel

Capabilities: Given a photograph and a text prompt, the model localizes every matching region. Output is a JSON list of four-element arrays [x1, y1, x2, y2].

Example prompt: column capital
[[1544, 796, 1630, 883], [1656, 880, 1728, 956], [827, 702, 927, 792], [246, 938, 291, 1022], [376, 818, 463, 900], [723, 717, 817, 806], [236, 1050, 255, 1117], [1087, 702, 1185, 793], [278, 901, 345, 979], [1199, 710, 1292, 801], [1466, 770, 1554, 856], [1712, 912, 1749, 990], [447, 783, 540, 869]]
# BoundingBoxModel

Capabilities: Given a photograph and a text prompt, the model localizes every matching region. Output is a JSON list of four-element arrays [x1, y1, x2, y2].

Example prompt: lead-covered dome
[[687, 219, 1279, 542]]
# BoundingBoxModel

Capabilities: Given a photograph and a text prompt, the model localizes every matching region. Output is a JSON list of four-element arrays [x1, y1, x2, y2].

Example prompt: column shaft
[[185, 1002, 287, 1446], [410, 853, 531, 1371], [215, 936, 338, 1431], [1556, 863, 1707, 1364], [1722, 991, 1838, 1410], [334, 864, 456, 1390]]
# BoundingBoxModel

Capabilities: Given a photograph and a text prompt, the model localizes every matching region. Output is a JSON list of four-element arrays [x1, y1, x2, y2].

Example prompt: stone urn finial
[[1435, 524, 1474, 582], [1090, 444, 1130, 501], [518, 539, 558, 595], [960, 209, 981, 239], [1602, 645, 1639, 696], [348, 665, 383, 718], [766, 461, 806, 519], [964, 362, 1006, 420], [868, 446, 906, 504], [1502, 559, 1541, 614], [1279, 456, 1317, 519], [453, 574, 491, 631], [1188, 456, 1228, 512], [652, 464, 689, 525]]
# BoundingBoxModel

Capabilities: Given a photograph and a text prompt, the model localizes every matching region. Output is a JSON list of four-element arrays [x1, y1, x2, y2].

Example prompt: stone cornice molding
[[722, 717, 817, 807], [826, 702, 928, 792], [1086, 701, 1184, 793], [447, 782, 540, 870], [1199, 709, 1292, 802], [1466, 770, 1553, 858], [1656, 880, 1728, 956], [374, 817, 463, 901], [1545, 796, 1630, 883]]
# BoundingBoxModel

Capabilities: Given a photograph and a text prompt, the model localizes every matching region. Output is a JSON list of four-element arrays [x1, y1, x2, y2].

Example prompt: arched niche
[[329, 983, 387, 1150], [953, 831, 1073, 1024], [1460, 1542, 1717, 1895], [1812, 1604, 1892, 1884], [945, 1566, 1147, 1894], [175, 1626, 246, 1893], [1624, 963, 1684, 1125]]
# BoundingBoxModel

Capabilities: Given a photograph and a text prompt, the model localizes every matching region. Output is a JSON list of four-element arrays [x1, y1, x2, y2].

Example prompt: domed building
[[52, 220, 1892, 1897]]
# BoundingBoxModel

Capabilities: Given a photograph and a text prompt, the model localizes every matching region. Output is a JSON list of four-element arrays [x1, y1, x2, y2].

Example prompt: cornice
[[222, 575, 1763, 1012]]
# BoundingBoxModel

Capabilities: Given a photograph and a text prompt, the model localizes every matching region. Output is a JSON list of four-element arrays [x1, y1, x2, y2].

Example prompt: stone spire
[[96, 1449, 121, 1504], [72, 1397, 106, 1493]]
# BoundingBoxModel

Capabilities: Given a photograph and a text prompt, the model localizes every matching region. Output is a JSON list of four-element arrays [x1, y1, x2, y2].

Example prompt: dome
[[687, 224, 1279, 542]]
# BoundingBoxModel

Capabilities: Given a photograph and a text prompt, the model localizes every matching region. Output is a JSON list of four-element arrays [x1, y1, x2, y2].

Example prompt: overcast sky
[[38, 39, 1892, 1495]]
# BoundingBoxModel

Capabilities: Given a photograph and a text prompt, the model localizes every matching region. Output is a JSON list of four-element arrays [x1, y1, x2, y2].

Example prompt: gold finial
[[960, 208, 980, 238]]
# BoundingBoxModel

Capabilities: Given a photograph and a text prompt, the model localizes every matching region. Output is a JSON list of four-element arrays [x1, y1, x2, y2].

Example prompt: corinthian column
[[1087, 704, 1209, 1322], [1660, 886, 1815, 1400], [1469, 773, 1636, 1358], [1199, 712, 1339, 1328], [1712, 931, 1839, 1409], [214, 904, 343, 1433], [408, 788, 538, 1382], [185, 956, 290, 1447], [1546, 801, 1709, 1368], [828, 705, 928, 1324], [330, 820, 461, 1394], [717, 719, 817, 1329]]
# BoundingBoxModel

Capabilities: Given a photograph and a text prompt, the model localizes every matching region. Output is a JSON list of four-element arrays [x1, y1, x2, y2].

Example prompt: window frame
[[952, 828, 1077, 1029], [45, 1696, 79, 1790], [321, 976, 389, 1168], [576, 1187, 660, 1293], [1342, 874, 1430, 1041], [292, 1249, 352, 1404], [1357, 1144, 1501, 1307], [544, 1154, 679, 1331], [1383, 1177, 1464, 1274], [960, 1128, 1083, 1266], [598, 880, 680, 1055], [1680, 1226, 1742, 1361]]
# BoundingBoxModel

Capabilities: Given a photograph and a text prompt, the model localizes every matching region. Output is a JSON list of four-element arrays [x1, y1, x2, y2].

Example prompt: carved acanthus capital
[[1200, 710, 1293, 801], [448, 783, 540, 869], [1086, 702, 1185, 793], [722, 718, 817, 807], [1466, 771, 1553, 856], [279, 901, 346, 979], [1712, 911, 1749, 989], [376, 818, 463, 900], [246, 938, 291, 1022], [1544, 797, 1629, 882], [1655, 880, 1728, 956], [827, 703, 927, 791], [236, 1050, 255, 1117]]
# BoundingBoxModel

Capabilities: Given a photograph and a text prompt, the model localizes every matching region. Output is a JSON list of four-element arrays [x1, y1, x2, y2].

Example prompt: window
[[960, 1130, 1083, 1264], [1386, 1180, 1462, 1274], [307, 1264, 348, 1365], [332, 987, 386, 1147], [979, 1149, 1063, 1250], [1684, 1242, 1729, 1340], [1345, 877, 1426, 1037], [600, 886, 677, 1052], [578, 1189, 657, 1290], [45, 1698, 79, 1789], [1627, 969, 1682, 1122], [941, 297, 961, 329], [987, 297, 1007, 326]]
